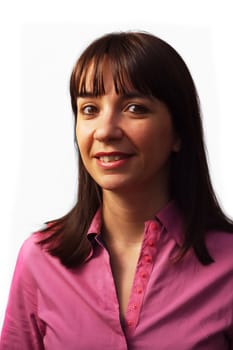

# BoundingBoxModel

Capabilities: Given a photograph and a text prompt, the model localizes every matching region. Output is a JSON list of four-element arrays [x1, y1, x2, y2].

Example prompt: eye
[[126, 104, 149, 114], [80, 104, 98, 115]]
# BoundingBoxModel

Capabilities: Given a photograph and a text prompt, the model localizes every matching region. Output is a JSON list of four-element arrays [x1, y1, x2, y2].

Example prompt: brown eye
[[82, 105, 98, 115], [127, 104, 149, 114]]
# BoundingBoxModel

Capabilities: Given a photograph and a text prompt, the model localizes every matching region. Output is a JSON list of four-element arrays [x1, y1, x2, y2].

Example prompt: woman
[[1, 31, 233, 349]]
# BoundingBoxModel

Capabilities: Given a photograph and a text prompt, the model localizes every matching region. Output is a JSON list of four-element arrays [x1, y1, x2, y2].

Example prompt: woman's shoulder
[[13, 229, 64, 291], [206, 229, 233, 263], [19, 231, 45, 260], [16, 227, 57, 274], [206, 228, 233, 244], [19, 221, 59, 257]]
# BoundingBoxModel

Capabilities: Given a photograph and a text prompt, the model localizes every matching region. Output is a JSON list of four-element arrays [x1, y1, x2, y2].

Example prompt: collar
[[87, 200, 184, 248], [155, 200, 184, 247], [87, 208, 102, 237]]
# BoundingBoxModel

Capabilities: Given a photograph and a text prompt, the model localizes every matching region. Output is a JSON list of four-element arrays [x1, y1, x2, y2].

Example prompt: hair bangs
[[75, 53, 151, 98], [77, 55, 106, 97], [70, 34, 159, 114]]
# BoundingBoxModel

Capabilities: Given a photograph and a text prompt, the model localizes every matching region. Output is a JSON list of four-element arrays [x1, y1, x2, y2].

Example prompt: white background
[[0, 0, 233, 330]]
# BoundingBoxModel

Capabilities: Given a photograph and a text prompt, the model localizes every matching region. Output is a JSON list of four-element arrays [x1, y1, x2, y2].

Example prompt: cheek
[[138, 122, 176, 154], [75, 126, 82, 150], [76, 133, 88, 162], [132, 123, 169, 146], [75, 123, 92, 152]]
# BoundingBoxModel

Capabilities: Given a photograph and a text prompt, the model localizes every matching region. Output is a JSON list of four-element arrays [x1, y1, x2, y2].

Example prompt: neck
[[101, 186, 170, 246]]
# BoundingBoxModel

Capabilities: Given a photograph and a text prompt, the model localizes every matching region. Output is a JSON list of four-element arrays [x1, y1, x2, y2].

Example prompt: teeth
[[99, 155, 122, 163]]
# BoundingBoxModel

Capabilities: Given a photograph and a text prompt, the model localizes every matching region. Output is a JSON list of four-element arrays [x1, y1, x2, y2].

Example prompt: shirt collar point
[[155, 200, 184, 247]]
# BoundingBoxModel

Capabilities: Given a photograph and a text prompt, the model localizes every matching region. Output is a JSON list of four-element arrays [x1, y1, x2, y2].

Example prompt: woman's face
[[76, 62, 180, 196]]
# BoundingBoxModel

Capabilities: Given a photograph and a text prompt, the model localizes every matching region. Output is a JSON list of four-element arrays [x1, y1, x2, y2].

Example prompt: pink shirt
[[1, 201, 233, 349]]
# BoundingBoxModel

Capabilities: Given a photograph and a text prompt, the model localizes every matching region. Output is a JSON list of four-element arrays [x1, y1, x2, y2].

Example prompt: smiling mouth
[[95, 153, 132, 164], [99, 155, 123, 163]]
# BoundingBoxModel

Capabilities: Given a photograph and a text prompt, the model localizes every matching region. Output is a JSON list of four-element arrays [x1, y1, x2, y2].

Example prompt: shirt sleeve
[[0, 239, 45, 350]]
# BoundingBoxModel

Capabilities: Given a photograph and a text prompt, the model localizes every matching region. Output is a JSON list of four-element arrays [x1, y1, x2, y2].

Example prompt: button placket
[[124, 220, 161, 335]]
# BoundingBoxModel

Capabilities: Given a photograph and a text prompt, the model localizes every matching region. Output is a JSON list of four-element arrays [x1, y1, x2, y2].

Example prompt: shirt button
[[129, 303, 138, 311], [136, 287, 143, 294], [148, 239, 155, 247], [150, 222, 158, 230], [140, 271, 147, 278], [127, 320, 134, 327], [144, 255, 152, 263]]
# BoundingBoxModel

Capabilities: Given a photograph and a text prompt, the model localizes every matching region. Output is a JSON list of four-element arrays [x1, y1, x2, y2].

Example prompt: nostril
[[93, 127, 123, 141]]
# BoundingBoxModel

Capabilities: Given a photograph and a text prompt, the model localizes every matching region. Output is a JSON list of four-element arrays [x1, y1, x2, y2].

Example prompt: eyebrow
[[77, 91, 153, 100], [77, 92, 100, 98], [121, 92, 151, 100]]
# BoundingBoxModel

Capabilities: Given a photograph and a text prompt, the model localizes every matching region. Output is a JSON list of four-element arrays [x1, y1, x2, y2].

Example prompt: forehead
[[85, 60, 112, 91], [77, 56, 137, 97]]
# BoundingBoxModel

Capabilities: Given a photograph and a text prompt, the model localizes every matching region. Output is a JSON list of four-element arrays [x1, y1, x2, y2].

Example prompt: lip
[[94, 151, 133, 169], [94, 151, 132, 157]]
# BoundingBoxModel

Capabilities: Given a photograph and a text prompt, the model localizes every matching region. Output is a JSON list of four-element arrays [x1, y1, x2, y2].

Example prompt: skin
[[76, 61, 180, 214], [76, 60, 180, 319]]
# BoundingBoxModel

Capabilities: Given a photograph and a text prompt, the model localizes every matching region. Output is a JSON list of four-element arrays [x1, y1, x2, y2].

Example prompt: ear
[[172, 137, 181, 152]]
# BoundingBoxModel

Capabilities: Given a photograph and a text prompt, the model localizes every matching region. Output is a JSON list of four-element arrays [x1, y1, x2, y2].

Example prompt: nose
[[93, 112, 124, 142]]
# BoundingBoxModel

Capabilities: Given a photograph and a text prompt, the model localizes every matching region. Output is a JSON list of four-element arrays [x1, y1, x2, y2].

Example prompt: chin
[[96, 179, 129, 192], [98, 183, 125, 192], [97, 179, 142, 193]]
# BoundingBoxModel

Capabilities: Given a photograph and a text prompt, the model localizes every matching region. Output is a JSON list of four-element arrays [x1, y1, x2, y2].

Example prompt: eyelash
[[126, 104, 149, 114], [81, 105, 98, 115], [79, 103, 149, 116]]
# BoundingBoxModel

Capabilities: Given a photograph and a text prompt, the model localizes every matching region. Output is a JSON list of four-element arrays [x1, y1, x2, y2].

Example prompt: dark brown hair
[[38, 31, 233, 267]]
